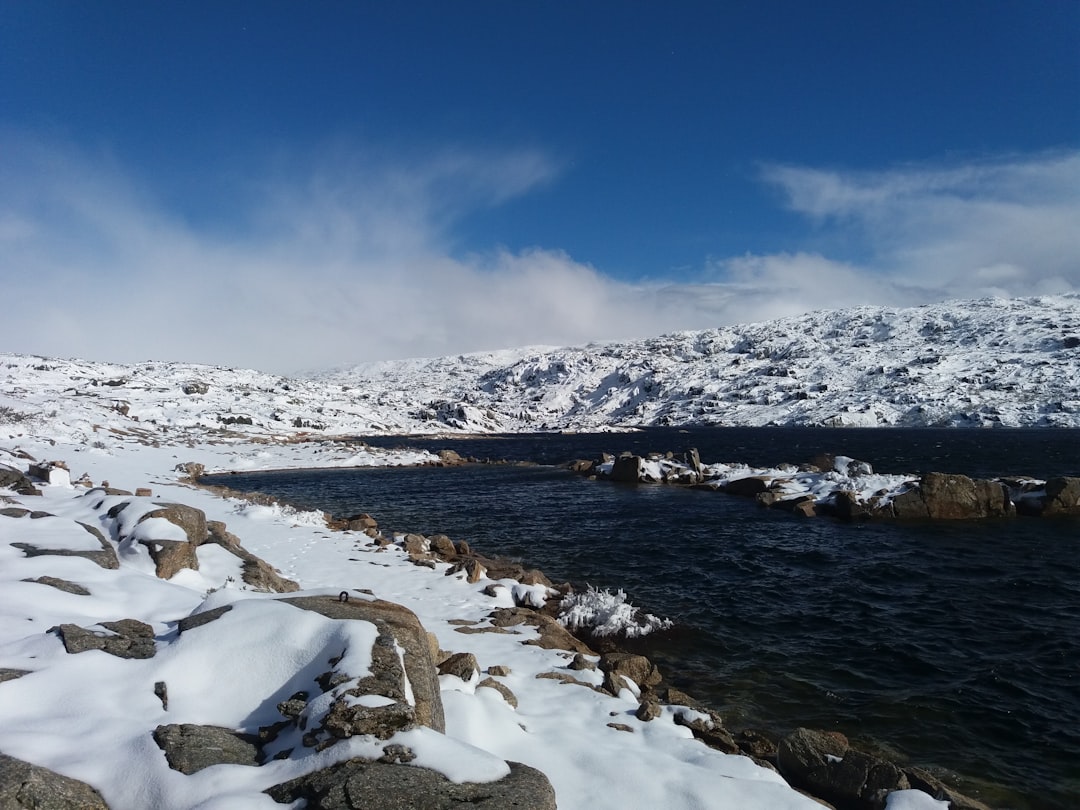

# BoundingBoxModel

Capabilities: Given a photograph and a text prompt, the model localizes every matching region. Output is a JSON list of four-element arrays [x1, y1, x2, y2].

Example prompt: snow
[[558, 586, 675, 638], [0, 294, 1066, 808]]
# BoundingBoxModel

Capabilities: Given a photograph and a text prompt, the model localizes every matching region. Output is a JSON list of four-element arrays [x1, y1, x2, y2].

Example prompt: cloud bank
[[1, 134, 1077, 373]]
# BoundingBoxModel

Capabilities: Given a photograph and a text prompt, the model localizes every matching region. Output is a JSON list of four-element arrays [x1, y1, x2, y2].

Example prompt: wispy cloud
[[1, 134, 1077, 372]]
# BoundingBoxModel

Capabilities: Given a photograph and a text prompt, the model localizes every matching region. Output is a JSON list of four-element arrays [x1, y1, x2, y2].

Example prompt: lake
[[207, 427, 1080, 810]]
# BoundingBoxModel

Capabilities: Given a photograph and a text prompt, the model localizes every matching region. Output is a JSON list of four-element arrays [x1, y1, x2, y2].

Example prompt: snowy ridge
[[4, 295, 1080, 439]]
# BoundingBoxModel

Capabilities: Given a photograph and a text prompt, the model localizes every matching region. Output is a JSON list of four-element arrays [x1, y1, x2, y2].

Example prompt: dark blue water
[[209, 428, 1080, 810]]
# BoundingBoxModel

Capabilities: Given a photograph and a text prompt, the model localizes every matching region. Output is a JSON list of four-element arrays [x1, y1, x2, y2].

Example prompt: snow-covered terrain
[[0, 295, 1073, 809], [4, 295, 1077, 441]]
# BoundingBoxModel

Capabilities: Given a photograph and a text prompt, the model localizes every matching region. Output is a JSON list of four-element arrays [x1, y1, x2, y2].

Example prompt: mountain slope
[[3, 295, 1079, 440]]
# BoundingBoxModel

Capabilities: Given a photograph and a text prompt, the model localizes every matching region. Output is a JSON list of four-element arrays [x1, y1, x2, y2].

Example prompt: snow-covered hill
[[3, 295, 1079, 443]]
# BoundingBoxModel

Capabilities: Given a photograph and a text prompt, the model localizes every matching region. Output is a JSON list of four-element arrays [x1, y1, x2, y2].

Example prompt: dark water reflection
[[209, 428, 1080, 809]]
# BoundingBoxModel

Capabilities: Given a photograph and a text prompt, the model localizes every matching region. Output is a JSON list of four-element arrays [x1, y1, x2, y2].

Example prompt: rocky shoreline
[[191, 461, 1002, 810], [568, 448, 1080, 521]]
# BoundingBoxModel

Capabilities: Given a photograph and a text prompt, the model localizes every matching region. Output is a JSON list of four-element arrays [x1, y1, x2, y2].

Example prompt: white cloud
[[1, 135, 1077, 373]]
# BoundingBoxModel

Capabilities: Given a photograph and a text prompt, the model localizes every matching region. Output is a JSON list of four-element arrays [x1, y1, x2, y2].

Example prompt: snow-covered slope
[[3, 295, 1079, 440]]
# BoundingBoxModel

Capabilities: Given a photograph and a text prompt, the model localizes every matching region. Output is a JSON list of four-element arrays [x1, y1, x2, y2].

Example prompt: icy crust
[[3, 294, 1080, 441], [558, 587, 674, 639]]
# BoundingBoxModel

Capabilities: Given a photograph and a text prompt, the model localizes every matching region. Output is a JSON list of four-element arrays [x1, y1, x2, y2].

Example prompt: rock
[[903, 767, 995, 810], [0, 669, 31, 683], [21, 576, 90, 596], [53, 619, 156, 659], [437, 449, 466, 466], [489, 608, 596, 655], [486, 665, 511, 676], [777, 728, 850, 799], [778, 728, 911, 810], [139, 539, 199, 579], [685, 447, 703, 482], [672, 708, 739, 754], [266, 758, 557, 810], [428, 534, 457, 558], [205, 520, 242, 548], [321, 694, 417, 741], [11, 522, 118, 570], [140, 503, 208, 546], [635, 697, 661, 721], [609, 455, 645, 483], [153, 724, 261, 774], [28, 461, 70, 487], [437, 652, 479, 682], [598, 652, 662, 694], [477, 677, 518, 708], [240, 553, 300, 593], [280, 595, 445, 732], [403, 533, 429, 556], [344, 513, 378, 532], [567, 459, 596, 475], [0, 751, 109, 809], [891, 473, 1014, 519], [1039, 476, 1080, 515], [735, 729, 779, 762], [177, 604, 233, 633], [181, 381, 209, 395], [568, 654, 595, 671], [724, 476, 772, 497], [173, 461, 206, 479], [0, 464, 40, 496]]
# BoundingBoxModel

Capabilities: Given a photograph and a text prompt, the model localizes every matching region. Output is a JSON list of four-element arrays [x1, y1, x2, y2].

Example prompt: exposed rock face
[[890, 473, 1014, 519], [53, 619, 156, 659], [280, 595, 445, 733], [152, 724, 261, 774], [140, 503, 208, 546], [266, 758, 557, 810], [0, 752, 109, 810]]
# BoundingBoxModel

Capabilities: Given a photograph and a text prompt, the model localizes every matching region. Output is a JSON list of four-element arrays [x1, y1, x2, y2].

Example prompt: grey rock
[[609, 455, 645, 483], [21, 576, 90, 596], [266, 758, 557, 810], [1040, 476, 1080, 516], [53, 619, 156, 659], [0, 669, 31, 684], [0, 465, 40, 496], [0, 752, 109, 809], [153, 724, 261, 774], [891, 473, 1014, 519]]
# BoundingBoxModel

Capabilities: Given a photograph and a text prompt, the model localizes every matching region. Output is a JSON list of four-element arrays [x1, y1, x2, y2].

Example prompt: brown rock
[[599, 652, 662, 694], [140, 503, 208, 545], [477, 677, 518, 708]]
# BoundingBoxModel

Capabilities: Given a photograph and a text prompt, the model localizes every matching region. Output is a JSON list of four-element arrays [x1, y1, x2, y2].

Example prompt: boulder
[[489, 608, 596, 656], [609, 455, 645, 483], [266, 758, 557, 810], [477, 677, 518, 708], [1040, 476, 1080, 516], [903, 767, 994, 810], [0, 464, 40, 496], [152, 724, 261, 774], [139, 539, 199, 579], [280, 595, 445, 732], [53, 619, 156, 659], [140, 503, 208, 546], [777, 728, 911, 810], [437, 652, 479, 682], [891, 473, 1014, 519], [598, 652, 662, 694], [724, 476, 772, 497], [0, 752, 109, 810]]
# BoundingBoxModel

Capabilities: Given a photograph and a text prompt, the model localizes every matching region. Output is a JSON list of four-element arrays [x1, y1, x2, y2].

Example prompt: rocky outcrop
[[0, 464, 40, 496], [1017, 476, 1080, 516], [21, 575, 90, 595], [11, 522, 118, 570], [0, 752, 109, 810], [266, 758, 557, 810]]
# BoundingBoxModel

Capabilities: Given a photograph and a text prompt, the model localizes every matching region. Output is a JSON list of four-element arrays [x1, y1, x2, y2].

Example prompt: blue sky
[[2, 2, 1078, 371]]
